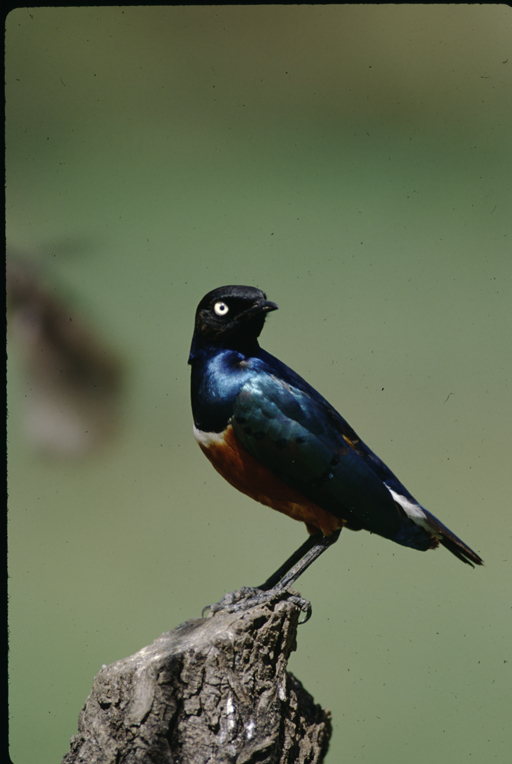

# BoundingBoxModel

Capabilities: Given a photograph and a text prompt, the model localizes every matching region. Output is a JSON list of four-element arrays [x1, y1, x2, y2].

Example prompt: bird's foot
[[202, 585, 312, 624]]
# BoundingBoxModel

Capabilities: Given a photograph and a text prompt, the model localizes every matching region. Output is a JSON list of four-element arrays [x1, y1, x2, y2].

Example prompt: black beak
[[258, 299, 279, 314]]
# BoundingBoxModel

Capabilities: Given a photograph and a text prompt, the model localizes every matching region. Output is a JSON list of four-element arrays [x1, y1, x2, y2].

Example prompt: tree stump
[[61, 590, 332, 763]]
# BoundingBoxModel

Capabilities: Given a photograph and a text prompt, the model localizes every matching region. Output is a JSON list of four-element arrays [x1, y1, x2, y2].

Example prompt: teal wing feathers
[[232, 373, 404, 541]]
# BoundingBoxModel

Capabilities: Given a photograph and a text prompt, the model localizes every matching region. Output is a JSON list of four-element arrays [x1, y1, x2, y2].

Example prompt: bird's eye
[[214, 301, 229, 316]]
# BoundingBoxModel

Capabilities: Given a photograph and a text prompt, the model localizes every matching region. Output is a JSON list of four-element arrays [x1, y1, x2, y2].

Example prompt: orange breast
[[195, 424, 343, 537]]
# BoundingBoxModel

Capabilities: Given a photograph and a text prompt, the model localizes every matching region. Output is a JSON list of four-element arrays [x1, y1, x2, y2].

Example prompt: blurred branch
[[7, 255, 124, 457], [61, 592, 332, 764]]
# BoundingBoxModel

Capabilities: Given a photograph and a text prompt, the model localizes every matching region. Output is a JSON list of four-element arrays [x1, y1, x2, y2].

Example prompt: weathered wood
[[61, 591, 332, 764]]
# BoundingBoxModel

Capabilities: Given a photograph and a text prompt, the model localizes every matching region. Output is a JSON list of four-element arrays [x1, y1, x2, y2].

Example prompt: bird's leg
[[267, 529, 341, 591], [203, 530, 341, 624], [258, 532, 325, 590]]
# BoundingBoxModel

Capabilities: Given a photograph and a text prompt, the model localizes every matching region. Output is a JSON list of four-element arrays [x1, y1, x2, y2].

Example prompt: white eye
[[214, 301, 229, 316]]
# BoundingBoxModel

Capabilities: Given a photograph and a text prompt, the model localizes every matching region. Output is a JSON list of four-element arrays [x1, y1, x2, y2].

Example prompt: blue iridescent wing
[[232, 372, 405, 541]]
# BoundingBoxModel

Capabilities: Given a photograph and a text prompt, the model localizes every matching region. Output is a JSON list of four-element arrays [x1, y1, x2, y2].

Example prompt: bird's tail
[[387, 487, 484, 567], [424, 510, 484, 567], [410, 507, 484, 568]]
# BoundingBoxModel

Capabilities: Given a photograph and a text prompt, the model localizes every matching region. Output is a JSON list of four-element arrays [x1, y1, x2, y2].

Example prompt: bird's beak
[[258, 299, 279, 314], [236, 297, 278, 328], [245, 298, 278, 322]]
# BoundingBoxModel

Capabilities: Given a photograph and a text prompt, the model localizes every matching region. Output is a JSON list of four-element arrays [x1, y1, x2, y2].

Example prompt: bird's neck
[[189, 343, 259, 433], [189, 335, 260, 364]]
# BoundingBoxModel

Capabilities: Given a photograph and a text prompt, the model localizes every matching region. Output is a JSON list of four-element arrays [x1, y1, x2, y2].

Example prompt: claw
[[287, 594, 312, 624], [202, 586, 312, 623]]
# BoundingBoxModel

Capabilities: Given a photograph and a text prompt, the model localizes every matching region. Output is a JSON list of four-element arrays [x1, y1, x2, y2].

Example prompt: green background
[[6, 6, 511, 762]]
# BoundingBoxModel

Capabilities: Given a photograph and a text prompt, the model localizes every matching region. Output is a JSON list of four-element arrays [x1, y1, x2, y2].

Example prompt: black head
[[190, 285, 278, 357]]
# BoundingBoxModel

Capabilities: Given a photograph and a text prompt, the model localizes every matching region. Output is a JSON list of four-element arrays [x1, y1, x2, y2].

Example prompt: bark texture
[[61, 591, 332, 764]]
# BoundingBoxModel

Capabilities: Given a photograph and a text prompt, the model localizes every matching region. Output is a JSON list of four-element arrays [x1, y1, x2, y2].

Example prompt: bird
[[188, 285, 483, 604]]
